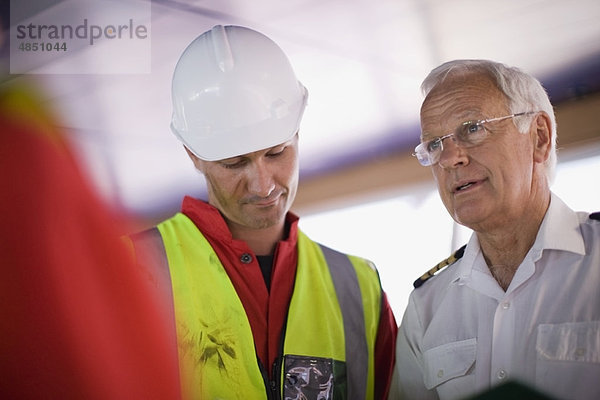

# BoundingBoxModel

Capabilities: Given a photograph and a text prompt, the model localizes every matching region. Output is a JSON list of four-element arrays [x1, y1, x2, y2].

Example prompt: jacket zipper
[[263, 281, 291, 399], [270, 357, 280, 399], [270, 310, 290, 399], [258, 358, 275, 400]]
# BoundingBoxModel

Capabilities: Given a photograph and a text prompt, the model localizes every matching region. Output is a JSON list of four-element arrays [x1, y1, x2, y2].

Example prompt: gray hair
[[421, 59, 557, 184]]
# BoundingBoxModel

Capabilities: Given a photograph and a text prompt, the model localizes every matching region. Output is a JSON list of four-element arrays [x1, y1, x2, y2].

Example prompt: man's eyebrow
[[269, 140, 293, 150], [420, 130, 443, 141], [456, 110, 485, 121], [220, 155, 245, 163]]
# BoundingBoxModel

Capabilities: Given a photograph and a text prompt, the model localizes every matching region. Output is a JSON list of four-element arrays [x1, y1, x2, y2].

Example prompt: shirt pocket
[[423, 338, 477, 390], [536, 321, 600, 400]]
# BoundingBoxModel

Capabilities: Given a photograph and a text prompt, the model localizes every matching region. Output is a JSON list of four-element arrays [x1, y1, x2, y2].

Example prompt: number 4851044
[[19, 42, 67, 52]]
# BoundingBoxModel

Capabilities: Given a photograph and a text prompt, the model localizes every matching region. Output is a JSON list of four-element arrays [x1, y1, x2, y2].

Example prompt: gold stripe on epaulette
[[413, 244, 466, 288]]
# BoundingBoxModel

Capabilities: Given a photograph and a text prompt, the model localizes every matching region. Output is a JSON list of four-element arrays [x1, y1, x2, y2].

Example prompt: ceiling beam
[[294, 92, 600, 216]]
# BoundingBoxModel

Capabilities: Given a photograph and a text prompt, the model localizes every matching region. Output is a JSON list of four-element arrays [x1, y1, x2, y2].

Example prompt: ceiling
[[4, 0, 600, 219]]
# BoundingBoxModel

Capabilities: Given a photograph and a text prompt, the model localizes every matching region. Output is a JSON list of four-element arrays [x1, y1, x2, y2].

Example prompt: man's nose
[[438, 136, 469, 169], [247, 161, 275, 197]]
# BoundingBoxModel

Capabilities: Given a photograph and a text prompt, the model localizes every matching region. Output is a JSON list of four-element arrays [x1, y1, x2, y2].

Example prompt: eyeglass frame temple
[[481, 111, 536, 124]]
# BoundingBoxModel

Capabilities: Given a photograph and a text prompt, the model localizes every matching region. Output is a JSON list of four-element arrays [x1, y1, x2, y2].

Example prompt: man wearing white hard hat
[[129, 25, 397, 399]]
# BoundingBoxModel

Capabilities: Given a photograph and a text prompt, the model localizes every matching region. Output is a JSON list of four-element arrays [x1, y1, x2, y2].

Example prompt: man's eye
[[220, 159, 246, 169], [427, 139, 442, 152], [462, 122, 484, 136], [267, 147, 286, 157]]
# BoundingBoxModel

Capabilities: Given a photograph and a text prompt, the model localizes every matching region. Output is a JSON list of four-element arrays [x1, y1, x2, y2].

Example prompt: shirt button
[[502, 302, 510, 310], [240, 253, 253, 264], [497, 369, 507, 380], [437, 369, 444, 378]]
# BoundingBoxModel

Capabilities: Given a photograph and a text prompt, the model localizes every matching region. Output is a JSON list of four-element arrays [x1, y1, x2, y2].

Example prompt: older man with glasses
[[390, 59, 600, 400]]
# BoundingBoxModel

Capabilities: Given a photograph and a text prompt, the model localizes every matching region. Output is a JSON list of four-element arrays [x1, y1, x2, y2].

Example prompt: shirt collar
[[452, 234, 482, 284], [532, 192, 585, 257]]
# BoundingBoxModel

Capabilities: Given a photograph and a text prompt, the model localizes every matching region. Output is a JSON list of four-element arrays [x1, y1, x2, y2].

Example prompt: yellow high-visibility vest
[[137, 213, 382, 399]]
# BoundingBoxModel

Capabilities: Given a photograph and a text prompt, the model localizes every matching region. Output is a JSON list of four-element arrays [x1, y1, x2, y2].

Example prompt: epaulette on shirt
[[412, 212, 598, 289], [413, 244, 467, 289]]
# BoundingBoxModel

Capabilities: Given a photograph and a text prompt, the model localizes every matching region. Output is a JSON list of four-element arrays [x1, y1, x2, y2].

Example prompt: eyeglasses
[[413, 112, 537, 166]]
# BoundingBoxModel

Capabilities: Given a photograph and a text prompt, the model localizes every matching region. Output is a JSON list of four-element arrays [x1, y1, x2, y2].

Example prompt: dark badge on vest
[[413, 244, 467, 288], [283, 355, 336, 399]]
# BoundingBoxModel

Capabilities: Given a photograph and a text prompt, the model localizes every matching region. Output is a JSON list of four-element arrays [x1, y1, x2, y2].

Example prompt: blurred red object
[[0, 82, 181, 399]]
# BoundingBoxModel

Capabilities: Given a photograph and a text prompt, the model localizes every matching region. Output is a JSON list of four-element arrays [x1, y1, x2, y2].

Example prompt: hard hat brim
[[172, 87, 307, 161]]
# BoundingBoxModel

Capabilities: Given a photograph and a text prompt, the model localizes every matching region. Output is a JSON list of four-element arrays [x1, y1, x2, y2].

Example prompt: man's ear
[[184, 146, 203, 171], [532, 112, 552, 164]]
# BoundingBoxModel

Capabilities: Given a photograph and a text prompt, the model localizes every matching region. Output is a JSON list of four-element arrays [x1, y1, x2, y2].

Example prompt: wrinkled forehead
[[420, 73, 508, 135]]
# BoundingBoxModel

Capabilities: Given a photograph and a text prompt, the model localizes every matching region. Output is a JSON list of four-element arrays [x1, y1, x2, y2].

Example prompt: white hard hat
[[170, 25, 308, 161]]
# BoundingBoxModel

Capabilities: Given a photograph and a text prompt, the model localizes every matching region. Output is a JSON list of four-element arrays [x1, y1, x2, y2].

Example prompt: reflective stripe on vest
[[135, 213, 381, 399], [319, 244, 368, 399]]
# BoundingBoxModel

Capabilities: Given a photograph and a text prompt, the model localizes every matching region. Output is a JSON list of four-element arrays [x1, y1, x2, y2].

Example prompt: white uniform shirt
[[392, 193, 600, 400]]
